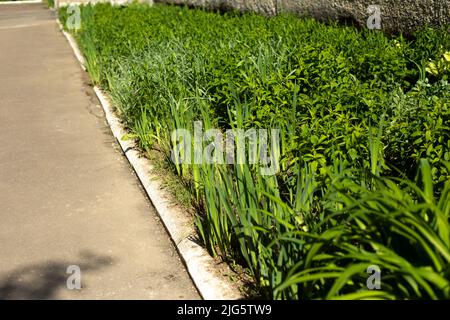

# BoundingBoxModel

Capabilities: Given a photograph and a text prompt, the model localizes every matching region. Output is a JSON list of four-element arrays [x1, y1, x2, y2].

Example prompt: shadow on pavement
[[0, 250, 114, 299]]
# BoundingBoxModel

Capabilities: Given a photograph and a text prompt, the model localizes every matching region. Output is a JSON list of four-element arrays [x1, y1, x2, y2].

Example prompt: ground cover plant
[[59, 3, 450, 299]]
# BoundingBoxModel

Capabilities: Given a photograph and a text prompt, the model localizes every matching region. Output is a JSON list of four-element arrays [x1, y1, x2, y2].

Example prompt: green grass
[[59, 3, 450, 299]]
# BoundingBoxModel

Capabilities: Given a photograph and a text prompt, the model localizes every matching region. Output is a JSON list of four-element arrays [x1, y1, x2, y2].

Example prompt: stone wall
[[154, 0, 450, 33]]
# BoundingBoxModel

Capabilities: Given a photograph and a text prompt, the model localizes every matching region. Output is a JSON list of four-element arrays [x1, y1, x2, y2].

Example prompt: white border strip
[[0, 21, 55, 30], [57, 19, 242, 300], [60, 27, 87, 67], [0, 0, 42, 4]]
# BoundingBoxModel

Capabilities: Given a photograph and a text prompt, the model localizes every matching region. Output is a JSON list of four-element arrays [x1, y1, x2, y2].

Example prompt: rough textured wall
[[154, 0, 450, 33]]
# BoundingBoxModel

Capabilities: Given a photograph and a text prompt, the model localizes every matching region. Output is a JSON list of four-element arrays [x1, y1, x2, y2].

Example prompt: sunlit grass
[[59, 3, 450, 299]]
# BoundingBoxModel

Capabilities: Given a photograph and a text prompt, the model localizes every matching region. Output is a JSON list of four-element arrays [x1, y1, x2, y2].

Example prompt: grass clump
[[60, 3, 450, 299]]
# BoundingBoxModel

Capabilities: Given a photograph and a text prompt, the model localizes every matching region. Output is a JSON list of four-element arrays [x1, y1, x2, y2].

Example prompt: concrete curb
[[56, 20, 243, 300]]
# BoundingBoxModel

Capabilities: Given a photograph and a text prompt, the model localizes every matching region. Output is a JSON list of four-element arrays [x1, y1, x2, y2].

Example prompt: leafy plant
[[277, 160, 450, 299], [59, 3, 450, 299]]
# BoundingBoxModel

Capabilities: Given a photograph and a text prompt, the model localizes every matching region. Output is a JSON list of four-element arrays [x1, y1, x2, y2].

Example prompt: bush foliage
[[60, 3, 450, 299]]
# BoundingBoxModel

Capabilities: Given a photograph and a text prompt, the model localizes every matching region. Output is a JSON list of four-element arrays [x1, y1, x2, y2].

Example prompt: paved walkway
[[0, 3, 199, 299]]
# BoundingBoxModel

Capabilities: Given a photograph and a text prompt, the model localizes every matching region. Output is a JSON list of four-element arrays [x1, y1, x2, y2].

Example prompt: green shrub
[[60, 3, 450, 299], [276, 160, 450, 299]]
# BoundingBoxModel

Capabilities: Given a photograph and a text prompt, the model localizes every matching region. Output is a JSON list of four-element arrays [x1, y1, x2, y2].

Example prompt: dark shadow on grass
[[0, 250, 114, 300]]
